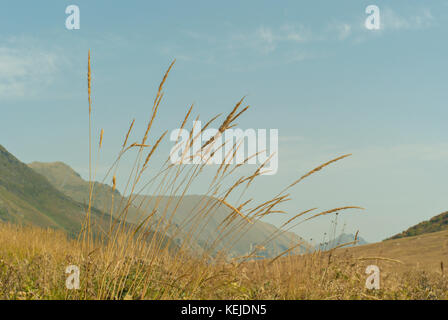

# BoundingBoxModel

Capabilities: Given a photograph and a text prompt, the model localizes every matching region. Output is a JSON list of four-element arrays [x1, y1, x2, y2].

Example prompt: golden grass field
[[1, 53, 446, 300], [1, 222, 448, 300], [335, 229, 448, 274]]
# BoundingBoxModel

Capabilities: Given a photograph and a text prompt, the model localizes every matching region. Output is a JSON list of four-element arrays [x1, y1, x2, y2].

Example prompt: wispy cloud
[[382, 7, 434, 31], [0, 47, 59, 99], [174, 6, 435, 68], [256, 27, 276, 53], [245, 24, 310, 54], [325, 7, 435, 43], [334, 23, 352, 40], [182, 24, 311, 56], [172, 24, 315, 69]]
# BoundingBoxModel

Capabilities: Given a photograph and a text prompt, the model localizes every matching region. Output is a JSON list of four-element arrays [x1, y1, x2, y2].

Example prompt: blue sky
[[0, 0, 447, 242]]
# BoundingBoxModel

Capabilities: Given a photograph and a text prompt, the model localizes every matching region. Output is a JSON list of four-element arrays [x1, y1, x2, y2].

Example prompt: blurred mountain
[[30, 161, 311, 258], [315, 233, 368, 251], [0, 145, 111, 237]]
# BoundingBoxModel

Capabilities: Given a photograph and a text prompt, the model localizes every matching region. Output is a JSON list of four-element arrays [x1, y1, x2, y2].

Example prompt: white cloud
[[381, 7, 434, 31], [179, 24, 316, 66], [0, 47, 59, 99], [280, 24, 310, 43], [325, 7, 434, 43], [323, 21, 353, 41], [172, 6, 436, 66], [256, 27, 276, 53], [227, 24, 311, 55], [335, 23, 352, 40], [177, 6, 435, 68]]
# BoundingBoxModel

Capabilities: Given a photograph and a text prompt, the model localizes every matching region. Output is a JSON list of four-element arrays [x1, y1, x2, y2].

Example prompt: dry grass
[[1, 53, 446, 300], [1, 223, 447, 300], [333, 229, 448, 274]]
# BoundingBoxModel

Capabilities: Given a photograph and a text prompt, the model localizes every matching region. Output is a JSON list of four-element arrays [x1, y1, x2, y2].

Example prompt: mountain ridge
[[0, 145, 109, 236], [315, 233, 368, 251], [388, 211, 448, 240], [29, 161, 311, 258]]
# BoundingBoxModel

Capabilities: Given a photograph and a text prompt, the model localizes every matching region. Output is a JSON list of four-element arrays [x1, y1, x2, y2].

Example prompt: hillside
[[388, 211, 448, 240], [29, 161, 310, 258], [29, 161, 122, 217], [334, 229, 448, 274], [133, 194, 310, 258], [0, 145, 116, 237]]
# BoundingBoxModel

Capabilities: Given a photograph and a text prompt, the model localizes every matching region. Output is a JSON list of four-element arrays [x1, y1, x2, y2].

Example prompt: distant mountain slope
[[388, 211, 448, 240], [30, 161, 311, 258], [29, 161, 122, 214], [133, 194, 310, 258], [0, 145, 114, 237], [315, 233, 368, 251], [334, 229, 448, 274]]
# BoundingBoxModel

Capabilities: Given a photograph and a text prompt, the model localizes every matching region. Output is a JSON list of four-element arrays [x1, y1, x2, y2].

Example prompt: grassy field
[[335, 229, 448, 274], [1, 222, 448, 300]]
